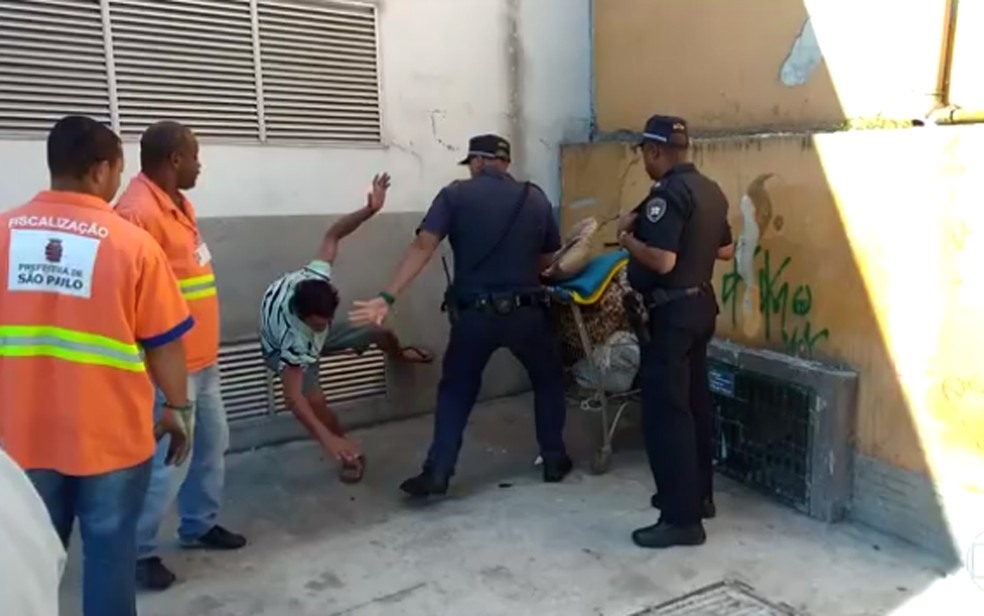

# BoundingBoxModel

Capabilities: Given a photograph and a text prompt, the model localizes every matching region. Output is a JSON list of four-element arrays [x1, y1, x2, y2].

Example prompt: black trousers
[[639, 293, 716, 525], [424, 305, 568, 478]]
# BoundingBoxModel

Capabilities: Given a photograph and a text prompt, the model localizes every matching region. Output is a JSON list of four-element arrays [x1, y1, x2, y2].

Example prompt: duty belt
[[455, 291, 550, 315], [641, 282, 710, 309]]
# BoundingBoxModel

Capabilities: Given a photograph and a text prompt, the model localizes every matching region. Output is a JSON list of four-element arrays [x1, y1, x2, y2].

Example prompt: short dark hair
[[47, 115, 122, 179], [140, 120, 190, 171], [292, 279, 340, 320]]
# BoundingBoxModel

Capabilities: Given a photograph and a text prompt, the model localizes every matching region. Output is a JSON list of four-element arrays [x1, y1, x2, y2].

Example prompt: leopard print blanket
[[551, 268, 633, 367]]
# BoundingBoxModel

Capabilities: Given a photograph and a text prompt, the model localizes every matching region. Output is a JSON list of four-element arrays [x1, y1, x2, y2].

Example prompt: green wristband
[[379, 291, 396, 306], [163, 401, 193, 413]]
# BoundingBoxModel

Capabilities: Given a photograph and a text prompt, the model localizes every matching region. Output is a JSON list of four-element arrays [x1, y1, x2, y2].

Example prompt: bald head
[[140, 121, 201, 191]]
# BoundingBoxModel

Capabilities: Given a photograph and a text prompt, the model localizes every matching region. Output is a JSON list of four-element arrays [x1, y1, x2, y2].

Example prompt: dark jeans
[[425, 305, 567, 478], [640, 293, 716, 525], [28, 459, 153, 616]]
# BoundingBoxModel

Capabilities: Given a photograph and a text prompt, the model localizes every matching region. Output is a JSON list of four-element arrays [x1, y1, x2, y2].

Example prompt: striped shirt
[[259, 260, 333, 370]]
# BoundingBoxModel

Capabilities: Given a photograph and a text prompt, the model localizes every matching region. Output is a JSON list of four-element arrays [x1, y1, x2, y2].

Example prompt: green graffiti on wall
[[720, 246, 830, 355]]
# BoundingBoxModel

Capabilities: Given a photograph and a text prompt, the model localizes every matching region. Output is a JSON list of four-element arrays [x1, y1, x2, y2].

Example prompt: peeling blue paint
[[780, 18, 822, 87]]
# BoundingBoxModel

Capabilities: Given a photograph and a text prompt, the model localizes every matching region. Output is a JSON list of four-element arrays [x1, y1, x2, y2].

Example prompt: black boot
[[651, 492, 717, 519], [182, 525, 247, 550], [136, 556, 176, 591], [542, 455, 574, 483], [632, 521, 706, 549], [400, 470, 449, 498]]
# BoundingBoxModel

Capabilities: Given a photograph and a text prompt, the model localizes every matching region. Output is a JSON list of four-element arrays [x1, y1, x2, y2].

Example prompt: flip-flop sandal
[[339, 455, 366, 484], [399, 345, 434, 364]]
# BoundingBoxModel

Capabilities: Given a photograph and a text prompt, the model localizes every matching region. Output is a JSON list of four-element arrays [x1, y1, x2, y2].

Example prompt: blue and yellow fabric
[[547, 249, 629, 305]]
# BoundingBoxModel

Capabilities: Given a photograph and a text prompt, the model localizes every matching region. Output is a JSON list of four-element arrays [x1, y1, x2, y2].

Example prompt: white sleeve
[[0, 449, 65, 616]]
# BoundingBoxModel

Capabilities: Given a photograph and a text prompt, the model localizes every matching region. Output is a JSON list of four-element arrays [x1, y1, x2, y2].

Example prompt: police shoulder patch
[[645, 197, 668, 224]]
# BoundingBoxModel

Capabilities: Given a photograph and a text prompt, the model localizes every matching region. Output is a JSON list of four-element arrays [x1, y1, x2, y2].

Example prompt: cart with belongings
[[546, 248, 642, 474]]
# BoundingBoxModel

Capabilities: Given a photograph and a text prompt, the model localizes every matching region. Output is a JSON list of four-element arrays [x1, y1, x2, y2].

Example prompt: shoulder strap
[[463, 181, 531, 275]]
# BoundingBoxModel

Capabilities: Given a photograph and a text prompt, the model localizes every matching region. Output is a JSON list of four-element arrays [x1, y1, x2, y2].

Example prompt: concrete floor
[[59, 394, 981, 615]]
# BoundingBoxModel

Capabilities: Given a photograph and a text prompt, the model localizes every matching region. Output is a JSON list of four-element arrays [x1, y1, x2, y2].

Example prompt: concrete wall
[[579, 0, 984, 565], [559, 126, 984, 562], [0, 0, 593, 417], [593, 0, 949, 133]]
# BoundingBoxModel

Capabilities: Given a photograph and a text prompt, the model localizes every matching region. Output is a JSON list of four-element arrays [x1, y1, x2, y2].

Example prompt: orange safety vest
[[116, 174, 219, 372], [0, 191, 192, 476]]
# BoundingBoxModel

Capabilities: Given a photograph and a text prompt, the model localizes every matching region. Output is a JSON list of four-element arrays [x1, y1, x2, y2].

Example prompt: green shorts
[[265, 320, 380, 394]]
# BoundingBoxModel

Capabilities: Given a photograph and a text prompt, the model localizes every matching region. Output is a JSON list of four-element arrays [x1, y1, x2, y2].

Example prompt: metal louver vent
[[218, 339, 386, 422], [109, 0, 259, 138], [0, 0, 381, 143], [217, 340, 273, 421], [0, 0, 111, 132], [271, 348, 388, 409], [257, 0, 380, 142]]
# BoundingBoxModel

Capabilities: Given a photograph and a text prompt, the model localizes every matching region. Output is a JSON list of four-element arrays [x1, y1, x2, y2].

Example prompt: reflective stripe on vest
[[0, 325, 145, 372], [178, 273, 217, 301]]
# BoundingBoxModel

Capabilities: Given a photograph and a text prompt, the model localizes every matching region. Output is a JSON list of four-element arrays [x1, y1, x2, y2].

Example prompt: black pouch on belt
[[490, 292, 518, 316], [442, 287, 460, 326]]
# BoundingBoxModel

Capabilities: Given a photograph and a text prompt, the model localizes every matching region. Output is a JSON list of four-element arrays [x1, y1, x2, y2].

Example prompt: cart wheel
[[590, 449, 612, 475]]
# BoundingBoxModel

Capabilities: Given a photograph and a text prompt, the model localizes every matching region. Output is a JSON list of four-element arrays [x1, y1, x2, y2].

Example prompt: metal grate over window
[[218, 339, 386, 423], [258, 0, 381, 143], [0, 0, 381, 143], [708, 359, 814, 509], [109, 0, 258, 138], [0, 0, 111, 132]]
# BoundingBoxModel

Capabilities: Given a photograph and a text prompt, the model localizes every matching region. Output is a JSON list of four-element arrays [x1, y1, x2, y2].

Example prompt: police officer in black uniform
[[348, 134, 574, 497], [618, 115, 734, 548]]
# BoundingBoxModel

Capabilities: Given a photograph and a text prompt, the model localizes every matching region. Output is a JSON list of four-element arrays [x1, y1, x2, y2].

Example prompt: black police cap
[[458, 134, 511, 165], [638, 114, 690, 148]]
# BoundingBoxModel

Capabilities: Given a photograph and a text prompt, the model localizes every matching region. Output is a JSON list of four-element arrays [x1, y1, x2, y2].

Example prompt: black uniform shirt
[[627, 163, 732, 293], [418, 168, 560, 296]]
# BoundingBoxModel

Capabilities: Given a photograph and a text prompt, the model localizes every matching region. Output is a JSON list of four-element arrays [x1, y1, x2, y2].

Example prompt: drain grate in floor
[[629, 579, 802, 616]]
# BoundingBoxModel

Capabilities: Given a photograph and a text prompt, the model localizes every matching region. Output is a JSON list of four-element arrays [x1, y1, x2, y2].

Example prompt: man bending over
[[259, 173, 432, 483]]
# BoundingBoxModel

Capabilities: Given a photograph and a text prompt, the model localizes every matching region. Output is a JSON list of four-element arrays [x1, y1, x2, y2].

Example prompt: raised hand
[[348, 297, 390, 326], [366, 172, 392, 213]]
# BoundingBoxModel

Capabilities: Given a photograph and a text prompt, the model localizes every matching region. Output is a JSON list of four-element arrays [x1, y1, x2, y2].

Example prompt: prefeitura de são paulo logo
[[45, 238, 63, 263]]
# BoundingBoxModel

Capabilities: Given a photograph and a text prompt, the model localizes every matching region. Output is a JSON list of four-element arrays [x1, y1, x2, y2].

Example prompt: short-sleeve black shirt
[[627, 163, 732, 292]]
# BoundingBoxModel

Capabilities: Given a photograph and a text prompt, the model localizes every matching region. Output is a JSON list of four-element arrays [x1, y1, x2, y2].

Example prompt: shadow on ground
[[57, 395, 965, 616]]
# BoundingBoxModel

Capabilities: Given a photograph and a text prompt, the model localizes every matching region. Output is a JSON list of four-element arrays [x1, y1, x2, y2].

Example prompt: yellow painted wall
[[593, 0, 948, 133], [560, 127, 984, 492]]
